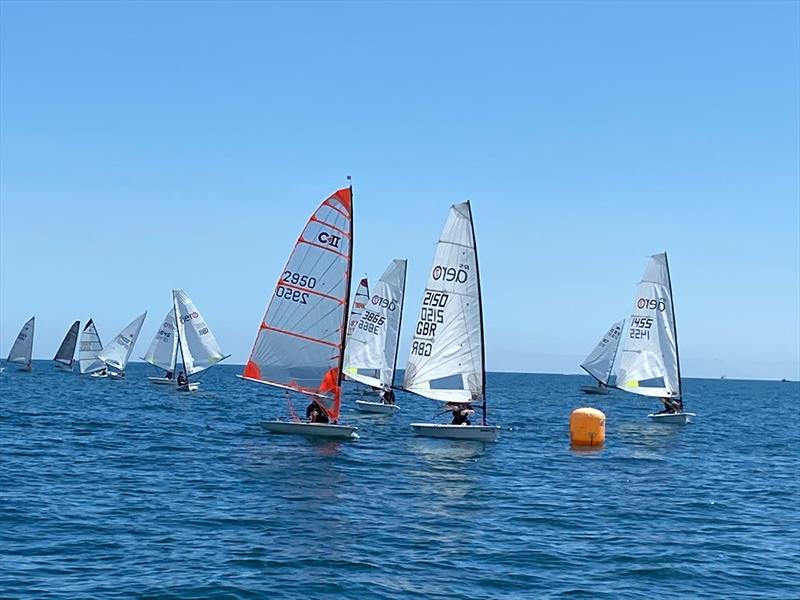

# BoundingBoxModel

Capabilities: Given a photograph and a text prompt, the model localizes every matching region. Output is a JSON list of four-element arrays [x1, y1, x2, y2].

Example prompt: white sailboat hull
[[177, 382, 200, 392], [355, 400, 399, 414], [411, 423, 500, 442], [89, 371, 108, 378], [580, 384, 610, 395], [149, 377, 176, 385], [648, 412, 696, 425], [108, 371, 125, 379], [259, 420, 359, 440]]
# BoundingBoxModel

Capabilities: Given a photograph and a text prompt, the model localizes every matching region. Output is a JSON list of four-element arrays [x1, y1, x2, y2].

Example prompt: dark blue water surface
[[1, 363, 798, 599]]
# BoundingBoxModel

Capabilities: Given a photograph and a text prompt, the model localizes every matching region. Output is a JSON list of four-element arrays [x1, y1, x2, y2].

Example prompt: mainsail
[[79, 319, 105, 374], [347, 277, 369, 339], [580, 319, 625, 386], [54, 320, 80, 367], [143, 310, 178, 373], [344, 259, 407, 390], [7, 317, 35, 368], [98, 312, 147, 372], [172, 289, 228, 376], [614, 253, 682, 398], [404, 202, 485, 406], [242, 187, 354, 421]]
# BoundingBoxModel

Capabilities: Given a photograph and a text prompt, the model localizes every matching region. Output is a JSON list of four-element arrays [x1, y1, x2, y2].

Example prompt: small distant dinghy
[[405, 202, 500, 443], [6, 316, 35, 372], [79, 319, 107, 376], [614, 252, 695, 424], [143, 310, 179, 384], [238, 185, 358, 440], [345, 259, 408, 415], [171, 289, 229, 393], [53, 320, 80, 371], [579, 320, 624, 395], [97, 312, 147, 379]]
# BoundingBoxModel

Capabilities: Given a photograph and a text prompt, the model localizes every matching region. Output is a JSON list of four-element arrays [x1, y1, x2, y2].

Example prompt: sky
[[1, 1, 798, 380]]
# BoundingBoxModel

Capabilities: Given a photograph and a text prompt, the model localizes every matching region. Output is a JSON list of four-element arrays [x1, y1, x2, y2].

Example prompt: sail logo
[[432, 265, 468, 283], [179, 312, 199, 324], [117, 335, 132, 348], [317, 231, 341, 249], [637, 297, 667, 312], [371, 295, 397, 311]]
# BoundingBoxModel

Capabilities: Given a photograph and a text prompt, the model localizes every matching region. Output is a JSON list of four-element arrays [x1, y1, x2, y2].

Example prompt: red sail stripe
[[323, 199, 350, 220], [297, 238, 348, 260], [310, 215, 350, 238], [263, 325, 339, 348]]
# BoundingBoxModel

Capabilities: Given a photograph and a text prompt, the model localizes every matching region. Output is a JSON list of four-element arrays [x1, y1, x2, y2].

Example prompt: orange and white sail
[[242, 187, 353, 421]]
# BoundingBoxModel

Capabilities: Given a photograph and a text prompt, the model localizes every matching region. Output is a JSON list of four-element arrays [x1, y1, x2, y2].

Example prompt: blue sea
[[1, 363, 798, 599]]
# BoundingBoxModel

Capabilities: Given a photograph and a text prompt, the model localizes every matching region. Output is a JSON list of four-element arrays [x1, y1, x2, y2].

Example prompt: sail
[[242, 187, 353, 421], [79, 319, 105, 373], [54, 320, 80, 367], [614, 253, 681, 398], [98, 312, 147, 371], [344, 259, 407, 389], [347, 277, 369, 338], [404, 202, 484, 403], [7, 317, 35, 367], [173, 289, 227, 376], [580, 319, 624, 386], [143, 310, 178, 372]]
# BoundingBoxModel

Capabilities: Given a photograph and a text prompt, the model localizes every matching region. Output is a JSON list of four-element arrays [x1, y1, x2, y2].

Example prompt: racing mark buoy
[[570, 407, 606, 446]]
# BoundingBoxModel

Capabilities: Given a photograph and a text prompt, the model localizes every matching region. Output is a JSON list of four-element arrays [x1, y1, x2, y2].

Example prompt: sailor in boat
[[165, 371, 174, 380], [379, 388, 396, 405], [446, 402, 474, 426], [656, 396, 683, 415], [305, 400, 330, 424], [177, 371, 187, 386]]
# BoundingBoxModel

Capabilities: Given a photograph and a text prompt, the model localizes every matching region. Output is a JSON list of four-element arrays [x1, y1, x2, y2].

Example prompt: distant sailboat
[[614, 252, 695, 424], [79, 319, 106, 376], [405, 202, 500, 442], [579, 319, 624, 394], [6, 317, 35, 372], [345, 259, 407, 414], [97, 312, 147, 379], [172, 289, 229, 392], [347, 277, 369, 339], [238, 186, 358, 440], [143, 310, 179, 384], [53, 320, 80, 371]]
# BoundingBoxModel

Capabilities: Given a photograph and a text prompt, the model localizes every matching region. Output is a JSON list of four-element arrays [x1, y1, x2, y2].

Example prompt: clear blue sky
[[1, 1, 798, 380]]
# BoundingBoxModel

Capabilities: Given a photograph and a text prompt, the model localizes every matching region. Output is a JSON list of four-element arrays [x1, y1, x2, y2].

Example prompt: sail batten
[[614, 253, 681, 398], [404, 202, 485, 404], [343, 259, 407, 390], [242, 187, 354, 420]]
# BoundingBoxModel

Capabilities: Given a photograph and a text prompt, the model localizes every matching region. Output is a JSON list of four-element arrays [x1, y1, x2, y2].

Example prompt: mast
[[172, 290, 188, 382], [465, 201, 487, 426], [390, 260, 408, 390], [337, 181, 355, 395], [663, 252, 682, 399]]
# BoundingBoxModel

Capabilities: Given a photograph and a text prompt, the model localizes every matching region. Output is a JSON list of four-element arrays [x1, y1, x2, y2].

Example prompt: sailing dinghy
[[579, 319, 624, 394], [238, 186, 358, 440], [172, 289, 229, 392], [345, 259, 407, 414], [614, 252, 695, 424], [79, 320, 107, 376], [405, 202, 500, 442], [54, 320, 80, 371], [97, 312, 147, 378], [143, 310, 179, 384], [6, 317, 35, 371], [347, 277, 370, 340]]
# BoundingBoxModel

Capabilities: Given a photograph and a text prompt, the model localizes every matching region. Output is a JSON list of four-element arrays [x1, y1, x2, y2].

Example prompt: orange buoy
[[570, 407, 606, 446]]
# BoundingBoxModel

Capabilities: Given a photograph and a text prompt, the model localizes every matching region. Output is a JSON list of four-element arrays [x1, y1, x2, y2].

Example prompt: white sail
[[404, 202, 484, 403], [580, 319, 625, 386], [98, 312, 147, 372], [614, 253, 681, 398], [173, 289, 227, 376], [347, 276, 369, 339], [79, 319, 105, 373], [344, 259, 407, 390], [54, 320, 80, 367], [7, 317, 35, 367], [143, 310, 178, 373], [242, 187, 354, 422]]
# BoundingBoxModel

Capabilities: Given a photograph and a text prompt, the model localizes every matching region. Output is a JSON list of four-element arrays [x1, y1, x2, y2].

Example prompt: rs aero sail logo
[[637, 297, 667, 312], [317, 231, 341, 249]]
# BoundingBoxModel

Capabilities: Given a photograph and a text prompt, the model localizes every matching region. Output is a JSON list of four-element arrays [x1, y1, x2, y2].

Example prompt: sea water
[[1, 363, 797, 599]]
